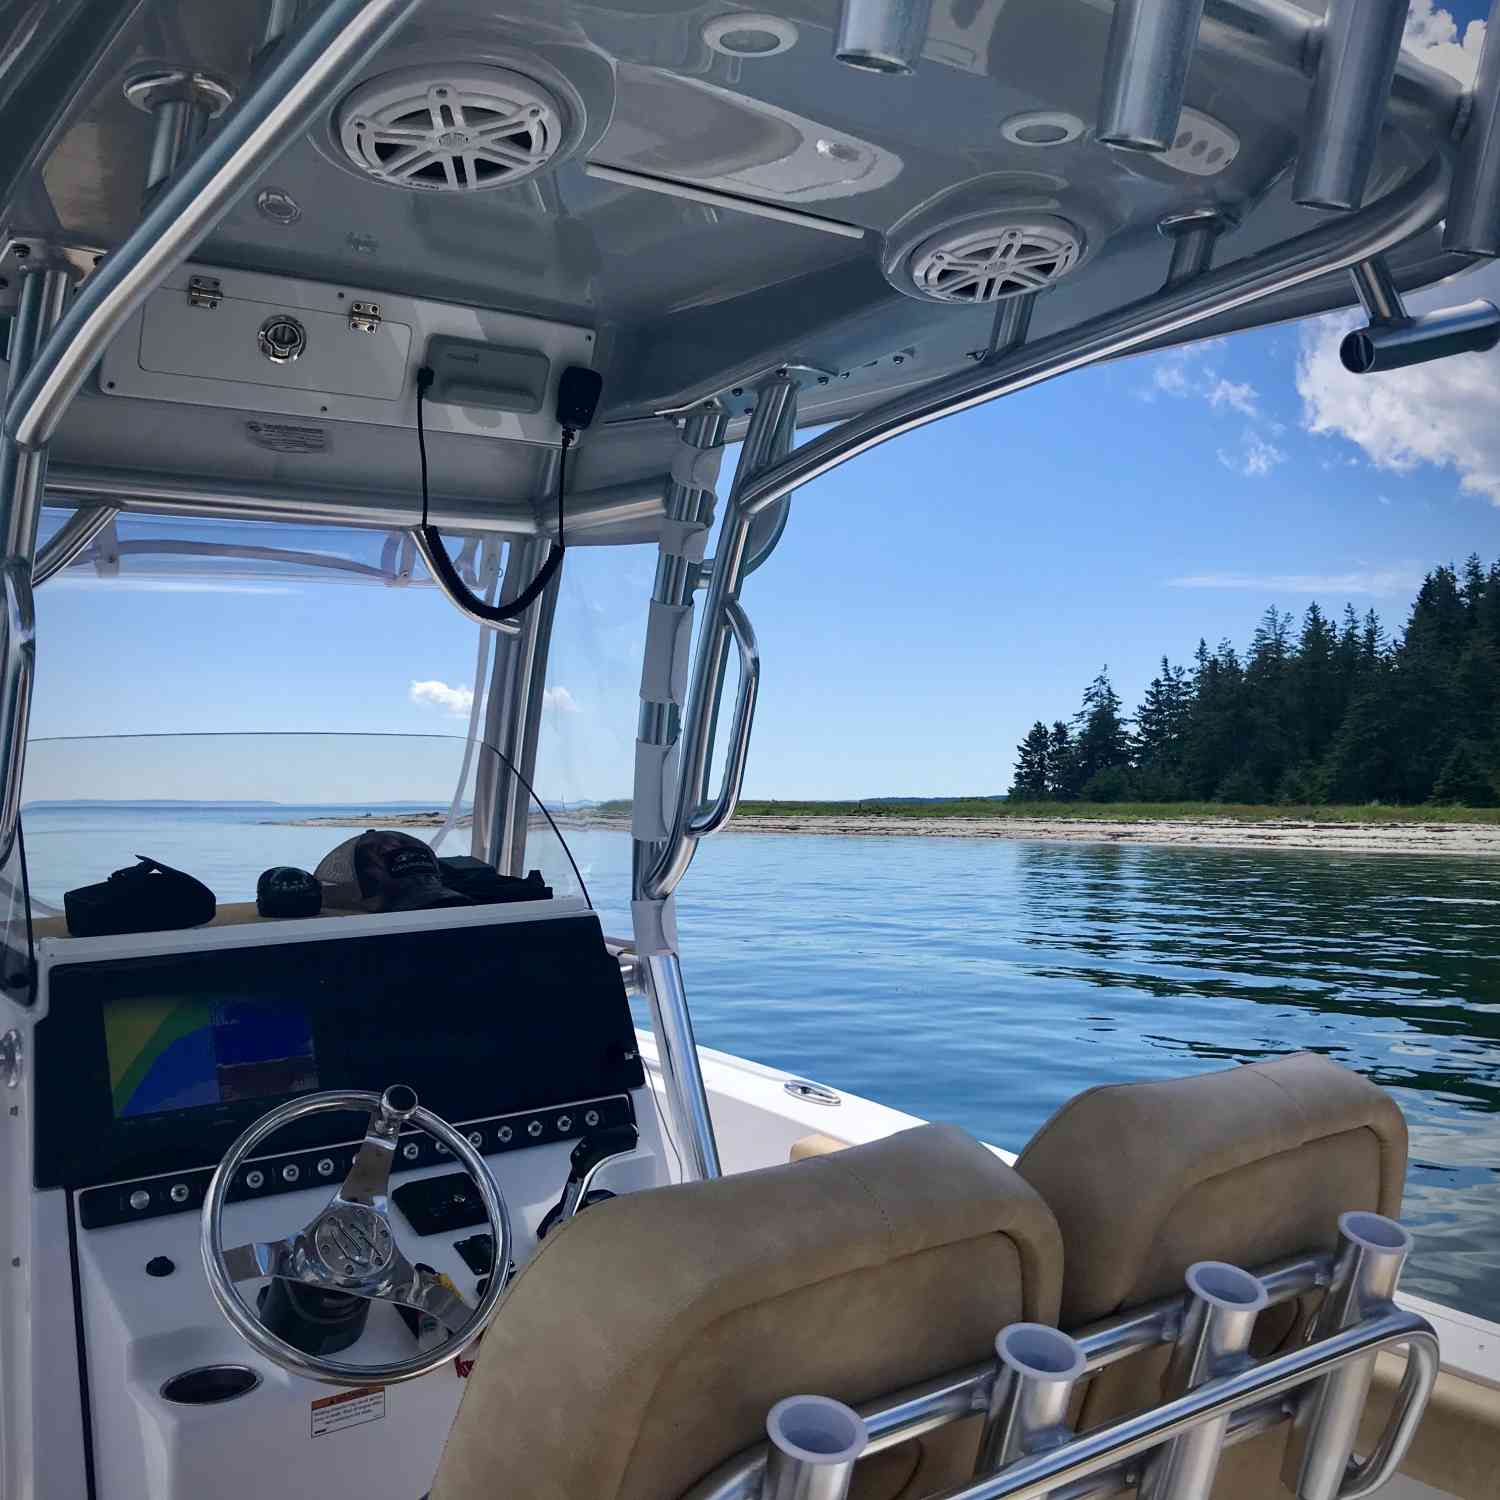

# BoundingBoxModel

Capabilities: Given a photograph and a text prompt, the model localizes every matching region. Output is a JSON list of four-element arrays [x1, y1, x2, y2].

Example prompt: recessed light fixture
[[1001, 111, 1086, 148], [702, 14, 799, 57]]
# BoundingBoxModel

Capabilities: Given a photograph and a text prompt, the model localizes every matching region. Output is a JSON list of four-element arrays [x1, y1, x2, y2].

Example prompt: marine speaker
[[335, 64, 566, 192], [904, 215, 1083, 304]]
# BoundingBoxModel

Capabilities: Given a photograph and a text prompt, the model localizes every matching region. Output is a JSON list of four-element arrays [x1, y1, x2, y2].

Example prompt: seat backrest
[[1015, 1053, 1407, 1498], [432, 1123, 1063, 1500]]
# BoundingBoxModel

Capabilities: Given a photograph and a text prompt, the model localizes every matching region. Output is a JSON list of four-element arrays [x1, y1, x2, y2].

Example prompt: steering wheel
[[201, 1085, 511, 1386]]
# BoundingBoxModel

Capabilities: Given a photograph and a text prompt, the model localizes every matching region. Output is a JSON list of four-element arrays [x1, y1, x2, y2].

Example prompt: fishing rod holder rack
[[688, 1216, 1437, 1500]]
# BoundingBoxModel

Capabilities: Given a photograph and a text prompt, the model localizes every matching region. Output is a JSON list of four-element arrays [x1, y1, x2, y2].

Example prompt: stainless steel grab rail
[[734, 156, 1449, 520], [686, 598, 759, 838], [3, 0, 425, 452], [0, 560, 36, 866]]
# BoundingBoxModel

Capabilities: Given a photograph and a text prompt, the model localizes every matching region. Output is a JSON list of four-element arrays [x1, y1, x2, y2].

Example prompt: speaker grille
[[908, 220, 1082, 303], [337, 65, 564, 192]]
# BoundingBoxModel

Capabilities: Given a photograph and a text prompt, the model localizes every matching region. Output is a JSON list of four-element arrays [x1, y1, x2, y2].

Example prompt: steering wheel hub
[[315, 1205, 394, 1276]]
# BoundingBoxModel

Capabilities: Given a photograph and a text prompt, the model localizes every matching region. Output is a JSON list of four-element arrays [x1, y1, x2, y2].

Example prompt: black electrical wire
[[482, 734, 593, 911], [415, 365, 570, 624]]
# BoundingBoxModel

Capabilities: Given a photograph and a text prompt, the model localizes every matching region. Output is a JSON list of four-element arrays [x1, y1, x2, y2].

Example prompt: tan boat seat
[[432, 1123, 1063, 1500], [1015, 1052, 1408, 1498]]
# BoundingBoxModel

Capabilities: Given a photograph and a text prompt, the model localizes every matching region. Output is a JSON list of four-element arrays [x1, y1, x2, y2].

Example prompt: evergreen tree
[[1009, 722, 1053, 800], [1046, 721, 1076, 800], [1432, 740, 1497, 807], [1070, 667, 1131, 792]]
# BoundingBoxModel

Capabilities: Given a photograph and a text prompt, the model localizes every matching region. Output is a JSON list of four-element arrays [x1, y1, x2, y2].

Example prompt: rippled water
[[584, 832, 1500, 1322], [23, 811, 1500, 1321]]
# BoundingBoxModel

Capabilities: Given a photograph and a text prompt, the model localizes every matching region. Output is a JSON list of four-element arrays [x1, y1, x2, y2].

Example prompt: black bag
[[64, 856, 217, 938]]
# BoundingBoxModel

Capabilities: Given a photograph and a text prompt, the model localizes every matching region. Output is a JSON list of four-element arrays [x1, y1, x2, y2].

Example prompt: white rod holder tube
[[1443, 0, 1500, 254], [975, 1324, 1086, 1479], [1097, 0, 1207, 152], [1285, 1212, 1413, 1500], [1143, 1262, 1268, 1500], [762, 1396, 869, 1500], [834, 0, 935, 75], [1293, 0, 1408, 210]]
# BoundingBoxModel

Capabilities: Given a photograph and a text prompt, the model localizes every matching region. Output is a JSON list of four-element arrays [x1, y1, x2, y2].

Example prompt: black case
[[64, 857, 216, 937]]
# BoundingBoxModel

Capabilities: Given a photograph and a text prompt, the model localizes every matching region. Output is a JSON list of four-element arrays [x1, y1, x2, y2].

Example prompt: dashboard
[[34, 909, 646, 1221]]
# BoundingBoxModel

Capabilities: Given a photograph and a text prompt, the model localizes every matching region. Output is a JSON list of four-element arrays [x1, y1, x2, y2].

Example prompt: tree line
[[1009, 555, 1500, 807]]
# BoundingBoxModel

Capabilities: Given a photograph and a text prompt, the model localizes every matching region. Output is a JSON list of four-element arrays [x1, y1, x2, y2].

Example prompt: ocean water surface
[[21, 805, 1500, 1322]]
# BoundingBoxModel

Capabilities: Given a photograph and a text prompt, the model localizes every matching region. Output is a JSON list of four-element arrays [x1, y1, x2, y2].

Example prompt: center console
[[21, 899, 667, 1500]]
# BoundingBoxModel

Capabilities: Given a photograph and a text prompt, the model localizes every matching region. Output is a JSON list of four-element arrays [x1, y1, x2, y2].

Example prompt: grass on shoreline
[[592, 798, 1500, 825]]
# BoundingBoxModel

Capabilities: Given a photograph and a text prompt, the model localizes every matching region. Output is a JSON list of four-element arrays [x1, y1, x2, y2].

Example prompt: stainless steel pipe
[[641, 951, 722, 1181], [834, 0, 935, 75], [4, 0, 425, 452], [762, 1396, 869, 1500], [736, 156, 1449, 519], [33, 505, 119, 585], [1097, 0, 1207, 152], [975, 1324, 1085, 1479], [1444, 0, 1500, 254], [1349, 256, 1406, 324], [1293, 0, 1408, 211], [1143, 1262, 1267, 1500], [1340, 298, 1500, 372], [1284, 1212, 1413, 1500]]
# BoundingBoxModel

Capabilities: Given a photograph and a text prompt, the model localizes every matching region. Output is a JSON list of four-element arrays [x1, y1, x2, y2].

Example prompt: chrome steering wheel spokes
[[202, 1086, 511, 1385]]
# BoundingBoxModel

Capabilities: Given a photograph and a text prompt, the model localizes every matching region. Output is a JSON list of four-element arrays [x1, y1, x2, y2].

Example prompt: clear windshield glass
[[21, 732, 586, 914]]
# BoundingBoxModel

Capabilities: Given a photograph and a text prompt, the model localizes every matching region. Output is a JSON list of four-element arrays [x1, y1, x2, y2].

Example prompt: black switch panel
[[392, 1171, 489, 1236], [453, 1233, 494, 1276]]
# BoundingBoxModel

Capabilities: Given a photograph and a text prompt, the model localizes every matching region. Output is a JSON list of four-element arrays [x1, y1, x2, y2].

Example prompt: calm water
[[21, 808, 1500, 1321]]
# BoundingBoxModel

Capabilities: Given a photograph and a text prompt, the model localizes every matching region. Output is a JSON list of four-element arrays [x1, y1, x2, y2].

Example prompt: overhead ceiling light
[[702, 14, 799, 58]]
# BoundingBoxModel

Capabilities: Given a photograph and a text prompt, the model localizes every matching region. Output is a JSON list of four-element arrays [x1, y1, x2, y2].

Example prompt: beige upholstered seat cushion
[[1016, 1053, 1408, 1499], [432, 1123, 1062, 1500]]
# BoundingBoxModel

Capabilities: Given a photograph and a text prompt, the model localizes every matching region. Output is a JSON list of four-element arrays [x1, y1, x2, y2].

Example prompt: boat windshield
[[20, 733, 588, 915]]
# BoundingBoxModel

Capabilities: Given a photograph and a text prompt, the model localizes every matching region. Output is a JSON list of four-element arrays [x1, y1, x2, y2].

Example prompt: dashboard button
[[402, 1142, 420, 1161], [467, 1131, 484, 1149], [244, 1169, 265, 1190], [435, 1142, 450, 1155], [128, 1189, 150, 1212], [497, 1125, 513, 1144], [526, 1120, 543, 1139], [281, 1163, 300, 1184], [169, 1183, 189, 1204], [584, 1109, 600, 1128], [556, 1114, 573, 1133], [317, 1157, 335, 1177]]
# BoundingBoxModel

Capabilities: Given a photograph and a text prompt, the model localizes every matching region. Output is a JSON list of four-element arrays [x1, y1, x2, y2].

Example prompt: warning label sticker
[[310, 1386, 386, 1438], [245, 420, 329, 454]]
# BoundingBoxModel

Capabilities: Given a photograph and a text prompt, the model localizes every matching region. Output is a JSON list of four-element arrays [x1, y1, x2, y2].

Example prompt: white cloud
[[1403, 1, 1486, 85], [1204, 377, 1259, 417], [1217, 430, 1286, 477], [1296, 261, 1500, 507], [543, 685, 580, 714], [409, 679, 474, 717], [1169, 570, 1422, 596]]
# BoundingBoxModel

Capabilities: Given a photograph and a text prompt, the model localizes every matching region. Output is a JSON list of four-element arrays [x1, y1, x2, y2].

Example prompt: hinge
[[1, 1029, 21, 1088], [187, 274, 222, 310], [348, 300, 382, 333]]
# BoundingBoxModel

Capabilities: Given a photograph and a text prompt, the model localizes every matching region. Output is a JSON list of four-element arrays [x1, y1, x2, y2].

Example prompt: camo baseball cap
[[314, 830, 472, 914]]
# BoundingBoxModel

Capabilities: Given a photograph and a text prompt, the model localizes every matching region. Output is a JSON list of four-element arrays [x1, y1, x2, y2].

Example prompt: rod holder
[[834, 0, 935, 75], [1293, 0, 1407, 211], [975, 1323, 1086, 1478], [1340, 300, 1500, 373], [1443, 0, 1500, 255], [762, 1395, 868, 1500], [1144, 1262, 1268, 1500], [1159, 210, 1232, 289], [1097, 0, 1207, 152], [1285, 1212, 1413, 1500]]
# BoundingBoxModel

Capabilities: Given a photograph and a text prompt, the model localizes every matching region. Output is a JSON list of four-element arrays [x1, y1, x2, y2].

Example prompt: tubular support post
[[32, 504, 119, 585], [1143, 1263, 1268, 1500], [1097, 0, 1207, 152], [1284, 1213, 1413, 1500], [734, 157, 1449, 521], [640, 950, 721, 1181], [644, 377, 795, 902], [4, 0, 426, 454], [686, 600, 759, 837], [1445, 0, 1500, 254]]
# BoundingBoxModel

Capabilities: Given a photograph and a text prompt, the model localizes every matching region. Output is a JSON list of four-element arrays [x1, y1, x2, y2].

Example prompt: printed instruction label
[[310, 1386, 386, 1438], [245, 420, 329, 454]]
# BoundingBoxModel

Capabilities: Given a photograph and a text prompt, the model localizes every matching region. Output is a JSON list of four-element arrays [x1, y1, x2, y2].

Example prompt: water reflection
[[601, 833, 1500, 1321]]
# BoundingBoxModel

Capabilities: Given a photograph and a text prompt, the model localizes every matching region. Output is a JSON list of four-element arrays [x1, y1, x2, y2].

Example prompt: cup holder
[[160, 1365, 261, 1406]]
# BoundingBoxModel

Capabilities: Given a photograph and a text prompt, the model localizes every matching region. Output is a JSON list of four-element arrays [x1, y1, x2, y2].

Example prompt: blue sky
[[26, 2, 1500, 803]]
